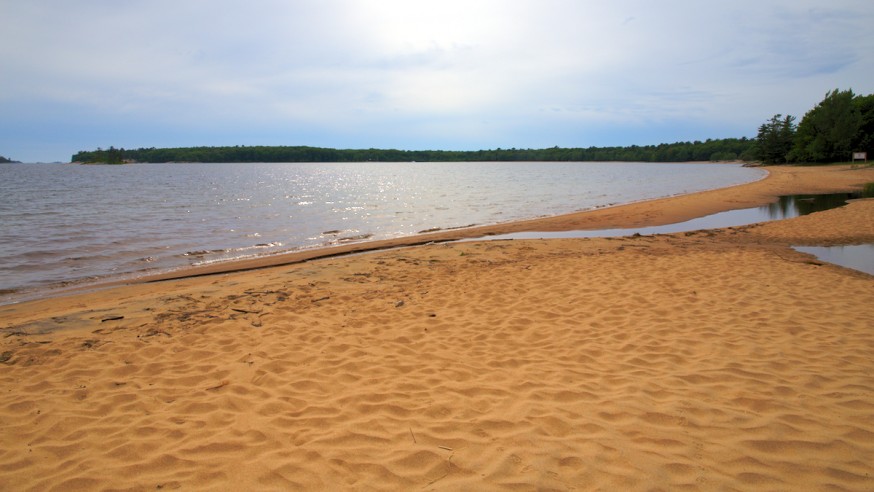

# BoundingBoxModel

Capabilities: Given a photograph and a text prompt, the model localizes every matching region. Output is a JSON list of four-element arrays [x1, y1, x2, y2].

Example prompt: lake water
[[1, 162, 763, 301]]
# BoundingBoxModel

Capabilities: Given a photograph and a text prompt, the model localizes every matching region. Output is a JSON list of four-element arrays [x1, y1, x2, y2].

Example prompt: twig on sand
[[409, 427, 417, 444], [205, 380, 229, 391], [424, 451, 454, 488]]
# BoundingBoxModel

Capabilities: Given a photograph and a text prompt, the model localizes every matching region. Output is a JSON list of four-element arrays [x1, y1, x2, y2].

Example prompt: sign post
[[852, 151, 867, 163]]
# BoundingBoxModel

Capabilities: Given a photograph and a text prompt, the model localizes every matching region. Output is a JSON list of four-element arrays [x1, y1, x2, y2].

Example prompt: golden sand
[[1, 164, 873, 490]]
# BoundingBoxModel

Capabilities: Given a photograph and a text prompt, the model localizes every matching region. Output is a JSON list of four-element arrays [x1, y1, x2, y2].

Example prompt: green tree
[[852, 93, 874, 156], [71, 139, 760, 164], [790, 89, 861, 163], [755, 114, 796, 164], [105, 146, 124, 164]]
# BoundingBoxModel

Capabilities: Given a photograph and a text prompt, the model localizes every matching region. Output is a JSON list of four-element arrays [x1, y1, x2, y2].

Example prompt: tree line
[[71, 88, 873, 165], [71, 139, 755, 164], [755, 88, 874, 164]]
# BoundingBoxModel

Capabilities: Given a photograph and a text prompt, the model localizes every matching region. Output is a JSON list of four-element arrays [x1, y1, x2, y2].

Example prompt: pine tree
[[755, 114, 796, 164]]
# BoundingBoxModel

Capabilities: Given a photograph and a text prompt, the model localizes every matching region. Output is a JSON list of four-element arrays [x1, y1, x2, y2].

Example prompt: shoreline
[[1, 161, 764, 305], [1, 163, 867, 306], [47, 164, 869, 287], [2, 164, 872, 326], [2, 164, 874, 490]]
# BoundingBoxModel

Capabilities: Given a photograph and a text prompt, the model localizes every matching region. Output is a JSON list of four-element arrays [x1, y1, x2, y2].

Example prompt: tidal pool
[[480, 192, 868, 240], [476, 191, 874, 276], [793, 245, 874, 276]]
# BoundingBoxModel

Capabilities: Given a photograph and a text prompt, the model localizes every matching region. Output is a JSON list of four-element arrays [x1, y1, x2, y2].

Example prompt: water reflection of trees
[[760, 193, 860, 220]]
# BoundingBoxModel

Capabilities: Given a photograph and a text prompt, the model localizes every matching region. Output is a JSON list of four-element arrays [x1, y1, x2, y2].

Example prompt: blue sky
[[2, 1, 873, 162]]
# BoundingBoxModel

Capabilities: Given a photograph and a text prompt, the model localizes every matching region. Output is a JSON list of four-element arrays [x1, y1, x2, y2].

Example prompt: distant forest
[[0, 155, 20, 163], [72, 139, 753, 164], [71, 88, 873, 165]]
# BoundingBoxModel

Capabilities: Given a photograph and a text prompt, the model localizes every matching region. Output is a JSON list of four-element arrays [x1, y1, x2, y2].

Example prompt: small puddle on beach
[[482, 192, 870, 239], [792, 245, 874, 276], [476, 190, 874, 276]]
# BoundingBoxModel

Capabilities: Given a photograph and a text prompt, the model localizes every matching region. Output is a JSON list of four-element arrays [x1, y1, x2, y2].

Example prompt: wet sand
[[1, 164, 873, 490]]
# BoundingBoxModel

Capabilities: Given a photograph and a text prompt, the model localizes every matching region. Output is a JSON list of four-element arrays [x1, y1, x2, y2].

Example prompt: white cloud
[[2, 0, 874, 160]]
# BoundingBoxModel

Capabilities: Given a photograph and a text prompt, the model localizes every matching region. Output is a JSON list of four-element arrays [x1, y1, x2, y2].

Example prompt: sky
[[2, 1, 874, 162]]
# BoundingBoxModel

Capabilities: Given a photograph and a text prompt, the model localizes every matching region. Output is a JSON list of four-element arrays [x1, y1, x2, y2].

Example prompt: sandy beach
[[2, 164, 873, 491]]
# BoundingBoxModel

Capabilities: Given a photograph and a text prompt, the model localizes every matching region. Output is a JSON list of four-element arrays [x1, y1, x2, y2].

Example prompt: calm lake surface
[[1, 162, 763, 301]]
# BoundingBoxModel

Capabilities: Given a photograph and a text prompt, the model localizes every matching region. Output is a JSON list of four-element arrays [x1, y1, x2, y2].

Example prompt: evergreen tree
[[755, 114, 796, 164], [852, 93, 874, 156]]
